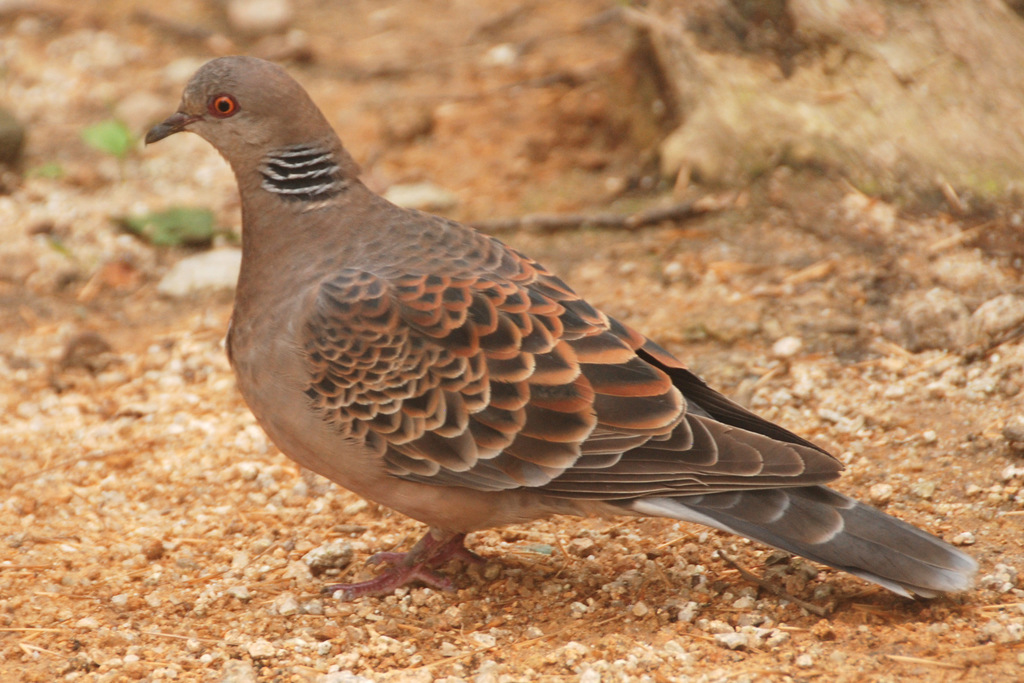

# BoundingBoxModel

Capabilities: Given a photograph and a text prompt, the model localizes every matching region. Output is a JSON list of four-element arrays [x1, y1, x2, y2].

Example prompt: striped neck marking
[[261, 145, 347, 202]]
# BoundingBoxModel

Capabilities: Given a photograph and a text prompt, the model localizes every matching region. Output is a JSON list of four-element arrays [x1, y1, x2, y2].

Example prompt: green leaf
[[46, 235, 72, 258], [28, 161, 65, 179], [522, 543, 554, 556], [121, 207, 217, 247], [81, 120, 135, 159]]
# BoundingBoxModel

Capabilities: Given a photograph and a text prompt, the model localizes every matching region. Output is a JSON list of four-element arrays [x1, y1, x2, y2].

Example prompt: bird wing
[[301, 228, 841, 495]]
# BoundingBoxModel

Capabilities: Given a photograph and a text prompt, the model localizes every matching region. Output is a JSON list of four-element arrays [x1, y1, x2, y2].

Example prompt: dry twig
[[471, 200, 711, 233], [884, 654, 963, 670]]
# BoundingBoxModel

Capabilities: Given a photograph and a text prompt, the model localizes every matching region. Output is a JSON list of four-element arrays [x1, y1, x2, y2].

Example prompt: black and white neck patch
[[260, 145, 347, 202]]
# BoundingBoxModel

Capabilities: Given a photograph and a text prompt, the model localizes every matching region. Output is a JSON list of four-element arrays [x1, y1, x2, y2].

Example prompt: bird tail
[[628, 485, 977, 597]]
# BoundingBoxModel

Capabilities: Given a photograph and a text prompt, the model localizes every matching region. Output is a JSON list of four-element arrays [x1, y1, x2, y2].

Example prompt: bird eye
[[208, 94, 239, 118]]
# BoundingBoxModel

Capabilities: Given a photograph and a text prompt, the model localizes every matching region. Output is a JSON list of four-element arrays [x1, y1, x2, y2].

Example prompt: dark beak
[[145, 112, 201, 145]]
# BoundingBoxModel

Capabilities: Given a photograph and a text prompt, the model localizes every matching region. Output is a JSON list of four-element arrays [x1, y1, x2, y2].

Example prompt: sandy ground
[[1, 1, 1023, 681]]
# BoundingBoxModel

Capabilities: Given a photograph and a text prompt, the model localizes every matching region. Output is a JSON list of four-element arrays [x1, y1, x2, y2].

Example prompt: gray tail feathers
[[629, 486, 977, 598]]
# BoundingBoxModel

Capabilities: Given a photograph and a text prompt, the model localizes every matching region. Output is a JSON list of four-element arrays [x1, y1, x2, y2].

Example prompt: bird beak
[[145, 112, 201, 145]]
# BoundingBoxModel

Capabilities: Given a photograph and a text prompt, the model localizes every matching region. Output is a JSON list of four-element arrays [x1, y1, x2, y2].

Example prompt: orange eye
[[208, 94, 239, 118]]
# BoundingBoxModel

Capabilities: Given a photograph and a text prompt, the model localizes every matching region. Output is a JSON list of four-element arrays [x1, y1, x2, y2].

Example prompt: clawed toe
[[323, 564, 454, 600], [324, 530, 484, 600]]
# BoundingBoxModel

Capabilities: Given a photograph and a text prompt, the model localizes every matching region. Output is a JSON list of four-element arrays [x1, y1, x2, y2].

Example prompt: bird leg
[[323, 530, 484, 600]]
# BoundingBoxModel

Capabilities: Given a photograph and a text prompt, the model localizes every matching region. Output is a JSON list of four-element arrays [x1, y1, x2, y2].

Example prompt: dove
[[146, 56, 976, 600]]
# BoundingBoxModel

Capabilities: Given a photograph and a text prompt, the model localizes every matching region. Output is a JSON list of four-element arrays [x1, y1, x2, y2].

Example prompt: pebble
[[272, 592, 300, 616], [227, 0, 294, 36], [283, 560, 313, 581], [567, 537, 596, 556], [702, 619, 734, 634], [795, 653, 814, 668], [236, 462, 260, 481], [321, 672, 374, 683], [930, 251, 1009, 298], [226, 585, 252, 602], [247, 638, 276, 658], [302, 539, 354, 572], [221, 659, 258, 683], [470, 632, 497, 647], [771, 335, 803, 358], [952, 531, 976, 546], [979, 563, 1018, 593], [968, 294, 1024, 345], [383, 182, 459, 212], [893, 287, 969, 352], [631, 601, 650, 618], [732, 596, 756, 610], [671, 603, 698, 626], [482, 43, 519, 67], [868, 483, 893, 505], [910, 480, 937, 500], [714, 632, 749, 650], [156, 249, 242, 298], [1003, 415, 1024, 444], [1003, 464, 1024, 481], [980, 618, 1024, 644]]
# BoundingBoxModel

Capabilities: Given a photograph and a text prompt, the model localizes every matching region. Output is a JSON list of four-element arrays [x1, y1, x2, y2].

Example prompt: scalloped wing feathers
[[301, 219, 841, 496]]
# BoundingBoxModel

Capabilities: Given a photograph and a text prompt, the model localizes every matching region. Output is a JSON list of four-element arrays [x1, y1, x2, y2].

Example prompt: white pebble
[[470, 632, 496, 648], [771, 335, 803, 358], [869, 483, 893, 505], [247, 638, 276, 658], [714, 632, 749, 650], [227, 0, 294, 36], [952, 531, 976, 546]]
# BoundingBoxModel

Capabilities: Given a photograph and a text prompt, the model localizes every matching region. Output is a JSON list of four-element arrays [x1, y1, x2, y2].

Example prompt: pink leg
[[323, 530, 484, 600]]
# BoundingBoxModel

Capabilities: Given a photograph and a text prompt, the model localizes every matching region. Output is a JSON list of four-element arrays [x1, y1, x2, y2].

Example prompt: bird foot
[[323, 531, 481, 600]]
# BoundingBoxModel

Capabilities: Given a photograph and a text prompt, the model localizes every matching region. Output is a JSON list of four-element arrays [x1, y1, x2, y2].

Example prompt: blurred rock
[[967, 294, 1024, 347], [0, 108, 26, 166], [246, 638, 275, 658], [157, 248, 241, 298], [1002, 415, 1024, 445], [714, 632, 749, 650], [771, 335, 802, 359], [929, 251, 1010, 302], [482, 43, 520, 68], [58, 331, 115, 373], [869, 483, 893, 506], [227, 0, 294, 37], [384, 182, 458, 212], [892, 287, 969, 352], [221, 659, 258, 683], [302, 539, 354, 574]]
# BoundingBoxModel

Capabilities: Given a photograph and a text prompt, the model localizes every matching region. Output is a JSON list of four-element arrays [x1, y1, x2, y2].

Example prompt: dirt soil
[[2, 1, 1023, 682]]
